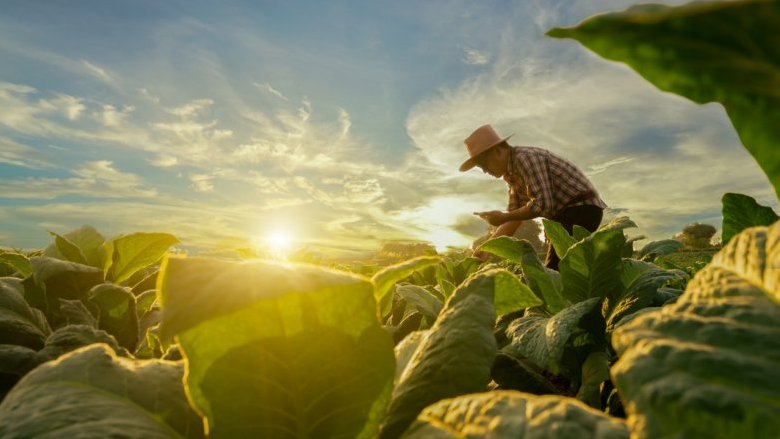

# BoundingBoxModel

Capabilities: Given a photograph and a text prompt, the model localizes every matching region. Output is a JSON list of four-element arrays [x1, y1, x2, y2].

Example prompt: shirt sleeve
[[522, 152, 555, 217]]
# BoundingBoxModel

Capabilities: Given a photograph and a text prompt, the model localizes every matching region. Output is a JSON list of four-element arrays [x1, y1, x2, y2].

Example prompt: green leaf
[[88, 283, 139, 351], [0, 345, 43, 399], [576, 350, 610, 408], [572, 225, 591, 241], [0, 344, 205, 438], [542, 219, 577, 260], [393, 330, 427, 383], [372, 256, 441, 305], [38, 324, 128, 360], [58, 299, 98, 327], [49, 231, 87, 265], [722, 192, 779, 245], [404, 390, 628, 438], [492, 269, 543, 315], [637, 239, 683, 260], [559, 217, 636, 304], [547, 0, 780, 198], [158, 256, 395, 439], [395, 284, 443, 322], [105, 232, 179, 284], [605, 260, 688, 331], [478, 237, 567, 313], [43, 225, 106, 267], [379, 271, 500, 439], [612, 220, 780, 438], [0, 252, 32, 278], [504, 297, 600, 374], [29, 256, 104, 301], [491, 352, 559, 395], [0, 279, 51, 349]]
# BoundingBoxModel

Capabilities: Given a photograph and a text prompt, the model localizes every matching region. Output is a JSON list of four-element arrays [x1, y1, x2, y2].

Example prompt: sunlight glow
[[266, 229, 293, 253]]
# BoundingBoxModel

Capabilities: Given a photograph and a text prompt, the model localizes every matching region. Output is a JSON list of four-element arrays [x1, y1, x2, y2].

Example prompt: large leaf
[[379, 271, 501, 439], [158, 256, 395, 439], [0, 251, 32, 278], [372, 256, 441, 305], [0, 278, 51, 349], [542, 219, 577, 261], [478, 237, 567, 313], [722, 192, 779, 245], [29, 256, 104, 302], [559, 218, 636, 304], [87, 283, 139, 351], [0, 344, 204, 438], [637, 239, 683, 260], [503, 297, 600, 374], [612, 221, 780, 438], [49, 231, 87, 265], [106, 232, 179, 284], [548, 0, 780, 198], [403, 390, 628, 439], [43, 225, 106, 267], [605, 259, 689, 331], [395, 284, 443, 322]]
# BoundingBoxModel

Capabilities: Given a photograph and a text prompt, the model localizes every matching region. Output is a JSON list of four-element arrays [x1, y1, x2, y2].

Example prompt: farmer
[[462, 124, 607, 270]]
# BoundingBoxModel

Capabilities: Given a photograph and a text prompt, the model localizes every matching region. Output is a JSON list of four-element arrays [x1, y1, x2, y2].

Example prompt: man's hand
[[474, 210, 507, 227]]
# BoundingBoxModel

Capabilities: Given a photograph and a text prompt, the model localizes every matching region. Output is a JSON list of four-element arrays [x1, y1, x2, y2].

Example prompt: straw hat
[[459, 124, 513, 172]]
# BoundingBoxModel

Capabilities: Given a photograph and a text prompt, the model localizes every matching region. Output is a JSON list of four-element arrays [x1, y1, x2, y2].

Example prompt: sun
[[266, 229, 293, 253]]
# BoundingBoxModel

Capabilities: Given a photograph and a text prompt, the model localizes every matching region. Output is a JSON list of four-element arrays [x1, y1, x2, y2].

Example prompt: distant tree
[[376, 241, 437, 261], [675, 223, 717, 249]]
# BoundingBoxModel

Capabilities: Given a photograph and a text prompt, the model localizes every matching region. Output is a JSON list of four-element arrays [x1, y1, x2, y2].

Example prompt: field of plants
[[1, 0, 779, 438]]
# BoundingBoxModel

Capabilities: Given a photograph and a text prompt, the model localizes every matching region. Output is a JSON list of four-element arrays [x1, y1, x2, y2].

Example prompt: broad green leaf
[[106, 232, 179, 284], [43, 225, 106, 267], [0, 344, 204, 438], [0, 279, 51, 349], [722, 192, 778, 244], [38, 324, 128, 360], [372, 256, 441, 304], [504, 297, 600, 374], [395, 284, 443, 322], [572, 225, 591, 241], [0, 252, 32, 278], [606, 260, 688, 331], [29, 256, 104, 301], [637, 239, 683, 260], [159, 256, 395, 439], [88, 283, 139, 351], [542, 219, 577, 260], [136, 289, 158, 317], [403, 390, 628, 439], [394, 330, 427, 383], [547, 0, 780, 198], [491, 352, 559, 395], [492, 269, 543, 315], [612, 221, 780, 438], [58, 298, 98, 327], [559, 217, 636, 304], [576, 350, 610, 408], [479, 237, 567, 313], [379, 271, 500, 439], [0, 345, 42, 399], [49, 231, 87, 265]]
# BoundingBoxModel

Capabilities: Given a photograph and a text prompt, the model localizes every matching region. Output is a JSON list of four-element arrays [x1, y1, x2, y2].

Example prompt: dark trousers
[[544, 204, 604, 270]]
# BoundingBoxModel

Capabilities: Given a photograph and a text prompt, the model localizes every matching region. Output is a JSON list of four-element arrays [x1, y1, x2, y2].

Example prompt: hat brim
[[458, 134, 513, 172]]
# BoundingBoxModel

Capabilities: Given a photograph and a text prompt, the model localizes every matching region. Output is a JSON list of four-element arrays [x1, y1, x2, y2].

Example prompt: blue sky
[[0, 0, 776, 256]]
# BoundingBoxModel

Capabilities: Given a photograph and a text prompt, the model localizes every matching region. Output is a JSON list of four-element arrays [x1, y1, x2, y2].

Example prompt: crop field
[[1, 1, 779, 438]]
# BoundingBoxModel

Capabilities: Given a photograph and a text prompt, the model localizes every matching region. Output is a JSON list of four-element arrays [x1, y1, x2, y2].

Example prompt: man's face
[[475, 148, 502, 178]]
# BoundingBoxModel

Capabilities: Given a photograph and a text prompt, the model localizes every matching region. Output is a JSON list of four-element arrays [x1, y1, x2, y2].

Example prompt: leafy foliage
[[0, 344, 204, 438], [158, 256, 395, 439], [404, 390, 628, 439], [722, 192, 779, 244], [612, 221, 780, 438], [548, 0, 780, 198]]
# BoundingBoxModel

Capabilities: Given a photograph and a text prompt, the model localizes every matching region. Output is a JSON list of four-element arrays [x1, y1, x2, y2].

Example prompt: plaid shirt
[[504, 146, 607, 218]]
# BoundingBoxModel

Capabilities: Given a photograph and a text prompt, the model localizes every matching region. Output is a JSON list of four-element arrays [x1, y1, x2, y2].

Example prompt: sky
[[0, 0, 776, 257]]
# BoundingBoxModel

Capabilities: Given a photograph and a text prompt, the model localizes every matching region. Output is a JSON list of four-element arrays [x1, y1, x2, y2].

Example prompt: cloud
[[254, 82, 289, 101], [0, 160, 158, 200], [189, 173, 215, 193], [462, 47, 489, 65], [0, 137, 53, 169], [81, 60, 115, 85]]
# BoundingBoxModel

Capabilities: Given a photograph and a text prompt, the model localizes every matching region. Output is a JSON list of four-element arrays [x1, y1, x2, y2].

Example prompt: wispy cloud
[[0, 161, 158, 199], [0, 137, 53, 169], [254, 82, 289, 101], [462, 47, 489, 65]]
